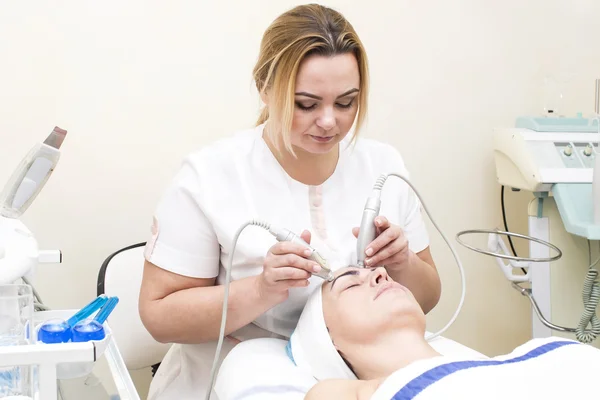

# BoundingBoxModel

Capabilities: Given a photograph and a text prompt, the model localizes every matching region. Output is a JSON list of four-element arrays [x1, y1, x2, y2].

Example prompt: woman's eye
[[345, 284, 359, 291], [296, 102, 317, 111], [336, 100, 355, 109]]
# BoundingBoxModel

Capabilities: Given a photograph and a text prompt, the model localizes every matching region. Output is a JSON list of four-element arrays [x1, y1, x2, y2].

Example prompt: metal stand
[[528, 216, 553, 338], [456, 227, 563, 338]]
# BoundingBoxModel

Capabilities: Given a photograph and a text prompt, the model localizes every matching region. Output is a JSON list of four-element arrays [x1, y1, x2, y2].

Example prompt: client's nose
[[369, 267, 389, 286]]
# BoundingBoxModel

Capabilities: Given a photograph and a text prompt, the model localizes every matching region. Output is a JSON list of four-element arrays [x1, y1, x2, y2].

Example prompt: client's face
[[321, 266, 425, 347]]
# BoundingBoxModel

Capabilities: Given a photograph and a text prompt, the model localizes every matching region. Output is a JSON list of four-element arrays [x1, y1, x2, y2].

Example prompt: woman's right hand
[[257, 230, 322, 302]]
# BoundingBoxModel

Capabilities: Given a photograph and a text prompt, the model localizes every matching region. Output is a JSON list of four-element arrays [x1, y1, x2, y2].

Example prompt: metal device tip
[[43, 126, 67, 149]]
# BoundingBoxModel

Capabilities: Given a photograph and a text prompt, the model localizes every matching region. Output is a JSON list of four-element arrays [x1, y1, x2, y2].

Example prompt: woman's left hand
[[352, 216, 410, 270]]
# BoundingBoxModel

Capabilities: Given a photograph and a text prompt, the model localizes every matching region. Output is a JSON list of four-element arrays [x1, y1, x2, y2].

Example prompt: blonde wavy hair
[[253, 4, 369, 155]]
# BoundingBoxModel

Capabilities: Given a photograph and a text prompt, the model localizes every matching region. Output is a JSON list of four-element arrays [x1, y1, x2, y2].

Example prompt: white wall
[[1, 0, 599, 394]]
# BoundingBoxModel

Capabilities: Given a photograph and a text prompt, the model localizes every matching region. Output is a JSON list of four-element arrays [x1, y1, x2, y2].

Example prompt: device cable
[[500, 186, 527, 275], [205, 219, 269, 400], [500, 186, 518, 256], [370, 173, 465, 341], [575, 241, 600, 343]]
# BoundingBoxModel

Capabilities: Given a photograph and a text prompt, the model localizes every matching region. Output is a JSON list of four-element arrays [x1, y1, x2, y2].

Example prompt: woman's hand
[[352, 216, 410, 271], [257, 230, 322, 303]]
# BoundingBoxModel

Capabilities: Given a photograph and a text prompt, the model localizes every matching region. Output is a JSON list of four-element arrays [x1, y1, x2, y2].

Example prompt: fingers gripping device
[[205, 172, 467, 399], [270, 227, 333, 281]]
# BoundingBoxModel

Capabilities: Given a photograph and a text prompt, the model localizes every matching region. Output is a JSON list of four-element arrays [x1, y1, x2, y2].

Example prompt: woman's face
[[321, 267, 426, 348], [286, 53, 360, 155]]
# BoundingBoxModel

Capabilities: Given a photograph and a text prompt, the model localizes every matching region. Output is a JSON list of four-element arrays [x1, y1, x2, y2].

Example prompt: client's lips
[[374, 281, 403, 300]]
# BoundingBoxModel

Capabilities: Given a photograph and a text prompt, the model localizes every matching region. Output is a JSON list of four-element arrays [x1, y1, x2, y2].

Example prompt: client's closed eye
[[331, 269, 361, 292]]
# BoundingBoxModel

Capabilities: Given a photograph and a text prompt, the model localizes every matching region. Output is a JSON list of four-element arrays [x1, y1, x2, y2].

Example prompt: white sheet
[[371, 337, 600, 400], [214, 334, 487, 400]]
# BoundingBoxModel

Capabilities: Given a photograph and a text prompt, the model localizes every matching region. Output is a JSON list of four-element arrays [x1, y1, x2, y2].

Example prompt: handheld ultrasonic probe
[[356, 176, 385, 267], [270, 226, 334, 281]]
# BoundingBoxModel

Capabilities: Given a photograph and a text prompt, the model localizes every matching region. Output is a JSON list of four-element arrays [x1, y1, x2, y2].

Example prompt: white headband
[[287, 283, 357, 381]]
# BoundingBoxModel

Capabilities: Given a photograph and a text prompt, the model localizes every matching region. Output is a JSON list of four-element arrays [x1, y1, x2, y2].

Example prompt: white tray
[[33, 309, 113, 379]]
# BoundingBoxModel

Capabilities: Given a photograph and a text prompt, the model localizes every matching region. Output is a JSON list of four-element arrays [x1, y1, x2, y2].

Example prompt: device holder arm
[[487, 232, 530, 283], [455, 228, 600, 343]]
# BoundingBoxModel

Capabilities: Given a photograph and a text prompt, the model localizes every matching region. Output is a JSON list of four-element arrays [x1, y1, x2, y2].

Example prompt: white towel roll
[[287, 283, 356, 381]]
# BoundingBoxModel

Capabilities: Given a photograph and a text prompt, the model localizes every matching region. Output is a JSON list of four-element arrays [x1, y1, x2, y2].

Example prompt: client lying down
[[288, 266, 600, 399]]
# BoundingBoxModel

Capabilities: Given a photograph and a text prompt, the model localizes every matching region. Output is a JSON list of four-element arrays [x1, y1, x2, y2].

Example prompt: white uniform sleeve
[[144, 157, 220, 278], [386, 146, 430, 254]]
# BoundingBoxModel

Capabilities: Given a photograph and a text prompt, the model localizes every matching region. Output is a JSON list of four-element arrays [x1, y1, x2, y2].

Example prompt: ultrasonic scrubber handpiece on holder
[[0, 126, 68, 285], [0, 127, 67, 219]]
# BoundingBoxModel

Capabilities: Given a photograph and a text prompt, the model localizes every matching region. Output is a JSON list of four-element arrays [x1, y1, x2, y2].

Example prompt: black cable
[[501, 185, 528, 274]]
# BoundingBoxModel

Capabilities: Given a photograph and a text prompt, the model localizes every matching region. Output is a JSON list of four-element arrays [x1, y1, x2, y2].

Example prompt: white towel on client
[[370, 337, 600, 400]]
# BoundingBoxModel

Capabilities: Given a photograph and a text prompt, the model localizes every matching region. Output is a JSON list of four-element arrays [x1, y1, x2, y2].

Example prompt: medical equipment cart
[[0, 309, 140, 400]]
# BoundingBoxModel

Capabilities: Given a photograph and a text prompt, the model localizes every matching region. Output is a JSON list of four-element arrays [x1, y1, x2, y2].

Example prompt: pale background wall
[[1, 0, 599, 397]]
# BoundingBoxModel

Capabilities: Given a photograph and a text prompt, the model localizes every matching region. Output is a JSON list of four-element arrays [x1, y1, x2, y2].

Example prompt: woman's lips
[[310, 135, 335, 143], [374, 281, 404, 300]]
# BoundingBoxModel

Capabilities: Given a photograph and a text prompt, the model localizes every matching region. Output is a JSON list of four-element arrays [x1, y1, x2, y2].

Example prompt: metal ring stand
[[455, 228, 586, 336], [455, 228, 563, 263]]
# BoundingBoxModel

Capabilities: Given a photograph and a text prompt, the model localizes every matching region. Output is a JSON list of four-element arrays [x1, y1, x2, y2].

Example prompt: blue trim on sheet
[[286, 338, 296, 365], [391, 340, 578, 400]]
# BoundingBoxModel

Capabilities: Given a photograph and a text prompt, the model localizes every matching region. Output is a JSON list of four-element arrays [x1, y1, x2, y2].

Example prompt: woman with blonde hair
[[139, 4, 441, 399]]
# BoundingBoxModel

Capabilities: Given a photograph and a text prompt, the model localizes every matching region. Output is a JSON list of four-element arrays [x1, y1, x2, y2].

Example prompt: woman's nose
[[316, 108, 335, 130], [369, 267, 389, 286]]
